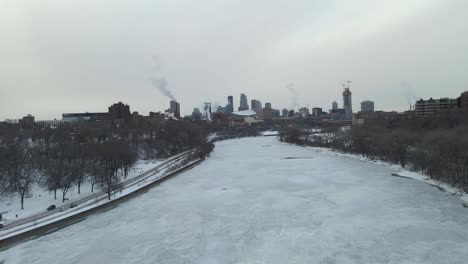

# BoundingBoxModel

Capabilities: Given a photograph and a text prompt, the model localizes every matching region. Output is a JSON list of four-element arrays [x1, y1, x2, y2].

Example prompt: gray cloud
[[1, 0, 467, 119]]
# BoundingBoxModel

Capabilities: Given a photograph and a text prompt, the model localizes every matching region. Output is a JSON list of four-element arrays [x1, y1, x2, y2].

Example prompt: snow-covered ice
[[1, 137, 468, 264]]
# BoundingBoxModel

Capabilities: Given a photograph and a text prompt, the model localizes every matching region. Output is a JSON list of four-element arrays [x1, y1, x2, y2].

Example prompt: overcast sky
[[1, 0, 467, 120]]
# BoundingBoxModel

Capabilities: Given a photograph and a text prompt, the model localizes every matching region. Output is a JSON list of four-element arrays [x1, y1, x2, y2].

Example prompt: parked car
[[59, 206, 66, 212], [70, 203, 78, 208], [47, 205, 56, 211]]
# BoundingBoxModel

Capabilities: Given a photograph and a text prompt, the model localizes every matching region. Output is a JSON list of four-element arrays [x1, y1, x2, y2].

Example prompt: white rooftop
[[231, 109, 257, 116]]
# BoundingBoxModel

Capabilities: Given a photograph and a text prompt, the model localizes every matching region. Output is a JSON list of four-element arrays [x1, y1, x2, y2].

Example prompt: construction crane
[[342, 80, 352, 89]]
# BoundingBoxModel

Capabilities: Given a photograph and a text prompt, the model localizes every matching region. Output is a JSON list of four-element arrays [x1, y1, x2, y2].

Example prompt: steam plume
[[151, 77, 175, 101], [400, 82, 418, 106], [286, 83, 298, 110], [151, 55, 176, 101]]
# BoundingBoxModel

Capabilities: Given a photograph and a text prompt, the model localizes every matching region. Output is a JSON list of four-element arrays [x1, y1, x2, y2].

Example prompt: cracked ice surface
[[2, 137, 468, 264]]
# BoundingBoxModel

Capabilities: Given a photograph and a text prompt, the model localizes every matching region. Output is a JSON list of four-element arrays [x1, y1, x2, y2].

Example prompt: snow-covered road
[[1, 137, 468, 264]]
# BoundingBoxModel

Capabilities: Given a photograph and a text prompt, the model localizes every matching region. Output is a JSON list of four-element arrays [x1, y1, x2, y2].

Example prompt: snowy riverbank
[[314, 147, 468, 206], [0, 159, 163, 224]]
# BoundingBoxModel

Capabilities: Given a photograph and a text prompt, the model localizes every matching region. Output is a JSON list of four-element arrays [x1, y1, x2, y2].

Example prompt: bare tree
[[59, 164, 73, 203], [45, 158, 67, 200], [6, 140, 37, 210]]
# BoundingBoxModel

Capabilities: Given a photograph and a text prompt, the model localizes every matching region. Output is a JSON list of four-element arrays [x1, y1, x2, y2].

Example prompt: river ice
[[1, 137, 467, 264]]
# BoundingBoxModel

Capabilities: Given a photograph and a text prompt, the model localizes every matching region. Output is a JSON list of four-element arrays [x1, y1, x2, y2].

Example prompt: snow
[[1, 137, 468, 263], [314, 148, 468, 204], [0, 156, 199, 240], [261, 130, 279, 136], [231, 109, 257, 116], [0, 159, 164, 223]]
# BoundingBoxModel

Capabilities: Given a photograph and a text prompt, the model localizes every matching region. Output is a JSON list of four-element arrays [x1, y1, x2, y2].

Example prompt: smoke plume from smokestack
[[151, 55, 176, 101], [151, 77, 175, 101], [400, 82, 418, 106], [286, 83, 298, 110]]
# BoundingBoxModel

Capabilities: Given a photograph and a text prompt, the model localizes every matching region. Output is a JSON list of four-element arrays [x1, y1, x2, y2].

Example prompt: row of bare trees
[[0, 119, 211, 209], [279, 122, 468, 191]]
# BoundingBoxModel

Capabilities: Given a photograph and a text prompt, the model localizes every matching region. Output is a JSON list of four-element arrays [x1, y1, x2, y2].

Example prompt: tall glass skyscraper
[[239, 94, 249, 111]]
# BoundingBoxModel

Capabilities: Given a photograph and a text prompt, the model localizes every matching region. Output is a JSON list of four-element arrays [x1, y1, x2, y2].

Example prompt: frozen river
[[2, 137, 468, 264]]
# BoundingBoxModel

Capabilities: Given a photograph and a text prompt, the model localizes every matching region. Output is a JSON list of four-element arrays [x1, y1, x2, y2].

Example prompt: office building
[[239, 94, 249, 111], [298, 107, 310, 117], [226, 96, 234, 113], [361, 101, 375, 112], [251, 99, 262, 114], [19, 114, 35, 126], [330, 108, 346, 120], [343, 88, 353, 120], [460, 91, 468, 111], [109, 102, 131, 120], [168, 100, 180, 118], [415, 97, 458, 118], [262, 102, 273, 120], [192, 108, 202, 120], [36, 119, 67, 128], [62, 112, 109, 122], [312, 107, 323, 117], [272, 109, 280, 119], [332, 101, 338, 111], [211, 112, 229, 126]]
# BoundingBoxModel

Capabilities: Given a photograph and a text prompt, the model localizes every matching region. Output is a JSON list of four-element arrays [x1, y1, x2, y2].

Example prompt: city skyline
[[1, 0, 468, 120], [4, 86, 468, 122]]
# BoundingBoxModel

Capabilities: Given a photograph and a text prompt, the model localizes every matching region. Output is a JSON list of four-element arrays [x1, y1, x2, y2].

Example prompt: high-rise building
[[19, 114, 35, 127], [239, 93, 249, 111], [298, 107, 309, 117], [272, 109, 280, 119], [262, 102, 273, 120], [332, 101, 338, 110], [226, 96, 234, 113], [312, 107, 323, 117], [361, 101, 375, 112], [282, 108, 289, 117], [109, 102, 131, 120], [169, 100, 181, 118], [460, 91, 468, 111], [343, 88, 353, 120], [192, 108, 202, 120], [251, 99, 262, 114]]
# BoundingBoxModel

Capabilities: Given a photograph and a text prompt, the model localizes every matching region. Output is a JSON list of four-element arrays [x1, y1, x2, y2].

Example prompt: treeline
[[280, 121, 468, 192], [0, 119, 211, 209]]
